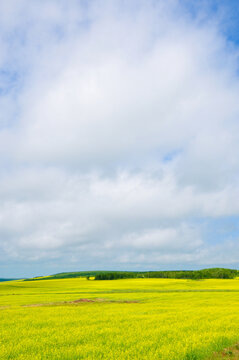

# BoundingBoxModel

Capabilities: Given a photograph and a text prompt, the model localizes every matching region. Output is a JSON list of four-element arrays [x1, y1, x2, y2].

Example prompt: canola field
[[1, 278, 239, 360]]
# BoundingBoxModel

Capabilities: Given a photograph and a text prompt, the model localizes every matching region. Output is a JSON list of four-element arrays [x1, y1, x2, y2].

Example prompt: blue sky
[[189, 0, 239, 45], [0, 0, 239, 278]]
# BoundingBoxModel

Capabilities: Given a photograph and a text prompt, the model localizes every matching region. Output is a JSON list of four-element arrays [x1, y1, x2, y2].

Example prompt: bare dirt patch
[[210, 343, 239, 359], [22, 298, 139, 307]]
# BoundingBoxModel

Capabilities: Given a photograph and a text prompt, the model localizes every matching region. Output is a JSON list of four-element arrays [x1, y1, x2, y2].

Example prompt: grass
[[1, 278, 239, 359]]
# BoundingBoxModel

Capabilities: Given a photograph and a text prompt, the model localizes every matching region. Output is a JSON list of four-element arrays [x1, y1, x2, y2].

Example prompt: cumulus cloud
[[0, 0, 239, 276]]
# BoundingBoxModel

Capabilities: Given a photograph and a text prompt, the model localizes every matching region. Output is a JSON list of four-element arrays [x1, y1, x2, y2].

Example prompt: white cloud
[[117, 225, 202, 250]]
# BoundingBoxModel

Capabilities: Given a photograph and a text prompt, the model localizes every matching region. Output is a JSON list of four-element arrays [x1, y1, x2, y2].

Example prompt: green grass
[[1, 278, 239, 359]]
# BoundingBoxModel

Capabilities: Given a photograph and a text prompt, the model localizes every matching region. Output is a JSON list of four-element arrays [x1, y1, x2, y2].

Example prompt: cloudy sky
[[1, 0, 239, 277]]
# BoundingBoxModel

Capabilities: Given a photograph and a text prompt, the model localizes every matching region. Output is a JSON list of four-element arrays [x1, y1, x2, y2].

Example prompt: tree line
[[94, 268, 238, 280]]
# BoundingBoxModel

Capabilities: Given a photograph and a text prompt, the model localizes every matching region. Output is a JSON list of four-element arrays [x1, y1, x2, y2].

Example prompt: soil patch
[[210, 343, 239, 359], [22, 298, 139, 307]]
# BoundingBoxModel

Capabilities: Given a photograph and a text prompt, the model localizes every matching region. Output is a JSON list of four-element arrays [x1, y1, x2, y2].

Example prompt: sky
[[1, 0, 239, 278]]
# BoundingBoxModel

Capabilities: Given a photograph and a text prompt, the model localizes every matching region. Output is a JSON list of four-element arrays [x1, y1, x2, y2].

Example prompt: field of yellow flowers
[[1, 277, 239, 359]]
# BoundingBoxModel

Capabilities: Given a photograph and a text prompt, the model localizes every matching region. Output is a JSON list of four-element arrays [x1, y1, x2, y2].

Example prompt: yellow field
[[1, 278, 239, 359]]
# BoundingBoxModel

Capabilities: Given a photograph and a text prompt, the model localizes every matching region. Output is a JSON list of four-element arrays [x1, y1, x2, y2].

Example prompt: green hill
[[24, 268, 239, 281], [24, 270, 127, 281]]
